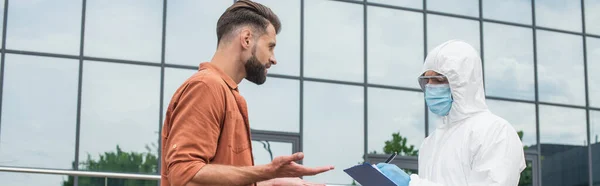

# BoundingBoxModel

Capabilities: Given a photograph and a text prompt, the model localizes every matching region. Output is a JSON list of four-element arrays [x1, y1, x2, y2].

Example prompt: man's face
[[244, 24, 277, 85]]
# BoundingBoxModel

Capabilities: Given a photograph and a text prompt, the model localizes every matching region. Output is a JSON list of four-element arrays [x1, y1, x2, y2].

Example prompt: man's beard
[[244, 54, 267, 85]]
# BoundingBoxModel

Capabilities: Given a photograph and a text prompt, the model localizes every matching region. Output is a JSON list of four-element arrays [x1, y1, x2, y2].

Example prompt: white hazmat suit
[[408, 40, 527, 186]]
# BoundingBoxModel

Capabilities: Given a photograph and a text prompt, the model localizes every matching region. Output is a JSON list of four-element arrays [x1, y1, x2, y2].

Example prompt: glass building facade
[[0, 0, 598, 185]]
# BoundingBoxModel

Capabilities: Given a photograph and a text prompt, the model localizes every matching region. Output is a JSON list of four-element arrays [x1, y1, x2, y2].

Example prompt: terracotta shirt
[[160, 62, 254, 186]]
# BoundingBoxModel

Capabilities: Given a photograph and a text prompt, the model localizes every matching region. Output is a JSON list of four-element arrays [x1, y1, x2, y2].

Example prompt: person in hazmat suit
[[376, 40, 526, 186]]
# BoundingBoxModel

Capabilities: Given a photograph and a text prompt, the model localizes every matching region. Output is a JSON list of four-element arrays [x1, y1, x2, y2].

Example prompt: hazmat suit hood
[[419, 40, 488, 125]]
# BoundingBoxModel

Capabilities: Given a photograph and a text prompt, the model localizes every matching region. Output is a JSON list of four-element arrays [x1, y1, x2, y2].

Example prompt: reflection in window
[[165, 1, 231, 66], [252, 0, 301, 76], [84, 0, 162, 62], [0, 55, 78, 172], [251, 141, 293, 165], [535, 0, 582, 33], [304, 0, 363, 83], [539, 105, 588, 186], [162, 67, 197, 116], [536, 30, 585, 106], [427, 14, 480, 53], [586, 0, 600, 35], [0, 0, 4, 44], [79, 61, 160, 174], [588, 37, 600, 108], [367, 0, 422, 9], [0, 173, 72, 186], [592, 111, 600, 185], [239, 78, 299, 133], [483, 23, 534, 101], [486, 100, 536, 147], [482, 0, 531, 25], [303, 81, 363, 184], [6, 0, 81, 55], [427, 0, 478, 17], [368, 88, 424, 156], [367, 6, 423, 88]]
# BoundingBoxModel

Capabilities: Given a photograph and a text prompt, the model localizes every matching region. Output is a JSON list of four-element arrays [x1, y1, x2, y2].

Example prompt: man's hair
[[216, 0, 281, 45]]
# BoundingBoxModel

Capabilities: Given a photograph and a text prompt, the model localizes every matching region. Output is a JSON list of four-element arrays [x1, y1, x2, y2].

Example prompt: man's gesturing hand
[[265, 152, 334, 178]]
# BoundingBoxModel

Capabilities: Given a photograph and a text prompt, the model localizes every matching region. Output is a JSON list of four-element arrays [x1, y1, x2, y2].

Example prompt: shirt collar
[[199, 62, 238, 90]]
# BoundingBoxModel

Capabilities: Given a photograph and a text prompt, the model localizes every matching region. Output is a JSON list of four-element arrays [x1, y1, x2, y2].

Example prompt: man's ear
[[240, 28, 253, 50]]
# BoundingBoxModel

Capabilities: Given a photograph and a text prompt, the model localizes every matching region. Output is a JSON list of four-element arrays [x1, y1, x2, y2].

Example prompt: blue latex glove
[[376, 163, 410, 186]]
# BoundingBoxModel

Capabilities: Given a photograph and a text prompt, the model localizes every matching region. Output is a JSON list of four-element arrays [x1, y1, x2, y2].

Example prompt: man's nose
[[270, 56, 277, 65]]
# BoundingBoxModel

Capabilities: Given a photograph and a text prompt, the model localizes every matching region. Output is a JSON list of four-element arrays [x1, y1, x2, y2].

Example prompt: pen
[[384, 152, 397, 163]]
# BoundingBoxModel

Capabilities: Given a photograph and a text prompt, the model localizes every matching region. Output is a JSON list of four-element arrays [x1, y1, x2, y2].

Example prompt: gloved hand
[[376, 163, 410, 186]]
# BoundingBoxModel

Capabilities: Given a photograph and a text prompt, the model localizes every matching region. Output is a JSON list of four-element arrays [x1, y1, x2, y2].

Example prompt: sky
[[0, 0, 599, 185]]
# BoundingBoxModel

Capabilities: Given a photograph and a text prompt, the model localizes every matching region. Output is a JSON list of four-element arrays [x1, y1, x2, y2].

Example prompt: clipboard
[[343, 163, 397, 186]]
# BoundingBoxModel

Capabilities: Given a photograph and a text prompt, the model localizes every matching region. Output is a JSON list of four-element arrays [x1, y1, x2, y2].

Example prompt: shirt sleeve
[[163, 80, 225, 186]]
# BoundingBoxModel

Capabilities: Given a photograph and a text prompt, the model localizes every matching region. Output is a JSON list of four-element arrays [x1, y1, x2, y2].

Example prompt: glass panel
[[239, 78, 299, 133], [367, 0, 423, 9], [588, 37, 600, 108], [0, 54, 77, 169], [539, 105, 588, 186], [6, 0, 81, 55], [165, 0, 231, 66], [483, 23, 535, 101], [592, 111, 600, 185], [84, 0, 162, 62], [0, 0, 4, 44], [303, 81, 363, 185], [427, 0, 478, 17], [535, 0, 582, 33], [427, 14, 480, 53], [486, 100, 537, 148], [162, 67, 196, 116], [536, 30, 585, 106], [252, 0, 300, 76], [79, 61, 160, 174], [0, 173, 72, 186], [304, 0, 363, 83], [482, 0, 532, 25], [367, 6, 423, 88], [585, 0, 600, 35], [251, 141, 293, 165], [368, 88, 424, 156], [72, 177, 158, 186]]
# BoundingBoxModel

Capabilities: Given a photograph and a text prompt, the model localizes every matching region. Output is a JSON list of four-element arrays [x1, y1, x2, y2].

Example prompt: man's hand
[[258, 177, 327, 186], [264, 152, 334, 179]]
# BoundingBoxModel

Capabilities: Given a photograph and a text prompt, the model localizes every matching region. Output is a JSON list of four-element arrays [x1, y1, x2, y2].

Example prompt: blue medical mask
[[425, 84, 453, 116]]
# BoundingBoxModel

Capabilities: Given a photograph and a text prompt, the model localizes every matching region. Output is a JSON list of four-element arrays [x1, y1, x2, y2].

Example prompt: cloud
[[539, 105, 588, 146], [427, 14, 480, 53], [427, 0, 479, 17], [586, 0, 600, 35], [482, 0, 532, 24], [368, 0, 422, 9], [535, 0, 583, 33], [588, 37, 600, 107]]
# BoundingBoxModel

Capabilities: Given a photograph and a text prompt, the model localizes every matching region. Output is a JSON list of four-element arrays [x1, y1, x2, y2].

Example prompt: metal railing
[[0, 166, 353, 186]]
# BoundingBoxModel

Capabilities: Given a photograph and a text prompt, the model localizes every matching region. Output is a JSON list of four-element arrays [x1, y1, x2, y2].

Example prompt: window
[[251, 141, 293, 165], [585, 0, 600, 35], [368, 88, 424, 156], [304, 0, 363, 83], [536, 30, 585, 106], [486, 100, 537, 147], [367, 0, 423, 9], [6, 0, 81, 55], [483, 23, 534, 101], [427, 0, 478, 17], [165, 0, 231, 66], [588, 37, 600, 108], [84, 0, 162, 62], [0, 54, 78, 170], [252, 0, 301, 76], [0, 173, 71, 186], [482, 0, 532, 25], [539, 105, 588, 186], [303, 81, 363, 184], [427, 14, 480, 53], [79, 61, 160, 174], [367, 6, 423, 88], [239, 78, 300, 133], [535, 0, 582, 33]]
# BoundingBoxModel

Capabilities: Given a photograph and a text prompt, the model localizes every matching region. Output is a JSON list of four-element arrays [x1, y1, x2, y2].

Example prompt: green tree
[[383, 132, 419, 156], [62, 144, 159, 186], [517, 131, 533, 186]]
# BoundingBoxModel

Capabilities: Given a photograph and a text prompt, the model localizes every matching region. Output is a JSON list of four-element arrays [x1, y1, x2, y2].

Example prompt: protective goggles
[[418, 75, 447, 90]]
